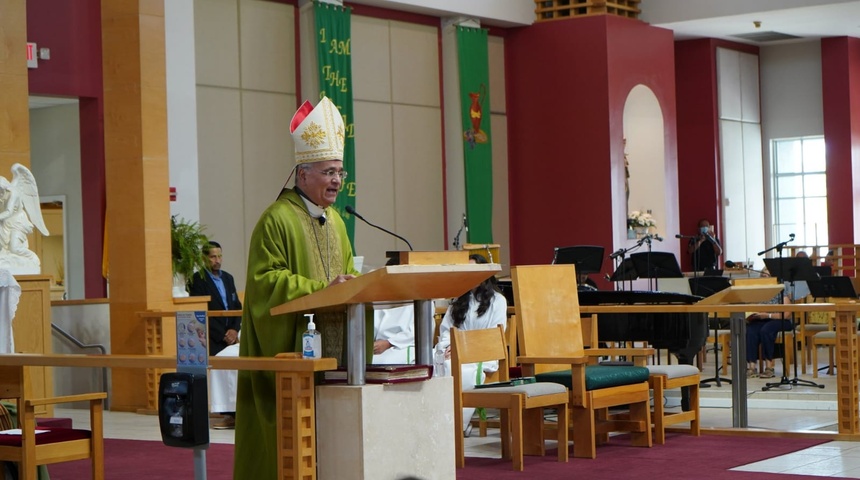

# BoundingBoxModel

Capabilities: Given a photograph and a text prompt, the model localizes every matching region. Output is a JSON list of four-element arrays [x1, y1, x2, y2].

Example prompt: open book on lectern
[[695, 283, 785, 305]]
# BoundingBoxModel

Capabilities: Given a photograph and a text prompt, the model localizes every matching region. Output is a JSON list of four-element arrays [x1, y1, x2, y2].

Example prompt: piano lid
[[578, 290, 703, 305]]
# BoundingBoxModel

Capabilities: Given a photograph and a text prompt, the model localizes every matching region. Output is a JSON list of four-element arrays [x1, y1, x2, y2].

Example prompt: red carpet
[[48, 439, 234, 480], [462, 433, 831, 479], [47, 434, 828, 479]]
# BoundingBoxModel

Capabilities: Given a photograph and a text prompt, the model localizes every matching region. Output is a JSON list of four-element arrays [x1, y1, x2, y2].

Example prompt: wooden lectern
[[271, 258, 500, 480], [271, 261, 499, 384]]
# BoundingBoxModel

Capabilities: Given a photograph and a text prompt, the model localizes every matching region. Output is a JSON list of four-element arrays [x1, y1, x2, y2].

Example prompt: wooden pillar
[[101, 0, 173, 411], [0, 0, 31, 172], [835, 308, 860, 434]]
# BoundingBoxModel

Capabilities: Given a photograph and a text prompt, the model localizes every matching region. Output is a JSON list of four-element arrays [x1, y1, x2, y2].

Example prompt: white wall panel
[[390, 22, 440, 107], [196, 86, 247, 288], [740, 52, 761, 123], [393, 104, 445, 251], [742, 122, 765, 260], [488, 35, 506, 114], [352, 16, 393, 103], [720, 120, 747, 265], [717, 48, 742, 122], [194, 0, 240, 88], [353, 100, 396, 271], [239, 0, 295, 94]]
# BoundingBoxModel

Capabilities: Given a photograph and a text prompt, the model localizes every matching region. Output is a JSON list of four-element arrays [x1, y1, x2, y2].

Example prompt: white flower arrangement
[[627, 210, 656, 228]]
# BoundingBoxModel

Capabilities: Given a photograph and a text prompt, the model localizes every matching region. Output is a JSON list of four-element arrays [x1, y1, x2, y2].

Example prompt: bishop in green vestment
[[234, 97, 358, 480]]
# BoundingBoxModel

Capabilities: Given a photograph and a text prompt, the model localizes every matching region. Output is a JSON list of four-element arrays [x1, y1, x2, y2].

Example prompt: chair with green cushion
[[512, 264, 653, 459]]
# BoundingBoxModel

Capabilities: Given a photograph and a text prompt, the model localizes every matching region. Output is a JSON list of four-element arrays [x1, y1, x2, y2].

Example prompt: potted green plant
[[170, 215, 209, 297]]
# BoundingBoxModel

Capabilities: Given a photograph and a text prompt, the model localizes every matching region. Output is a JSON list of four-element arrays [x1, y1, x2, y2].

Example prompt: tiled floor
[[55, 353, 857, 477]]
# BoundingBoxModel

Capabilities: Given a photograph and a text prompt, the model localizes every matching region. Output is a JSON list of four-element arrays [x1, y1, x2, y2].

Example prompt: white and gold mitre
[[289, 96, 345, 164]]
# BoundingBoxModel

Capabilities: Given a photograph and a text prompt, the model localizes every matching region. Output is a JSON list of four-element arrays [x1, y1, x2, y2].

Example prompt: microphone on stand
[[725, 260, 769, 276], [675, 234, 696, 239], [651, 234, 664, 242], [345, 205, 414, 251], [609, 248, 625, 260]]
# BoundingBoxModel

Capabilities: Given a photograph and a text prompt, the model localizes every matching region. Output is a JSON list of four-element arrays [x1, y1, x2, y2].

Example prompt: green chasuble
[[234, 188, 359, 480]]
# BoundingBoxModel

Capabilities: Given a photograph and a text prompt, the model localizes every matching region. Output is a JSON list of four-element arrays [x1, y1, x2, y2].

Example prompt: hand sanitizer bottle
[[433, 344, 447, 377], [302, 314, 321, 359]]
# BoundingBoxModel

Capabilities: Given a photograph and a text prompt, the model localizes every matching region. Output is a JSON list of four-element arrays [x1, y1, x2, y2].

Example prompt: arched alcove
[[623, 84, 666, 239]]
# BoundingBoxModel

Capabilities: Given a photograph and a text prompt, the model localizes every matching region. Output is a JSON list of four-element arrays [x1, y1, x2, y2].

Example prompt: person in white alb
[[434, 254, 507, 434], [372, 303, 417, 365]]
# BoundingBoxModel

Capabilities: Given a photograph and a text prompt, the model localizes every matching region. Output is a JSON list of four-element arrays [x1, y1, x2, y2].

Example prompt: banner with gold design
[[315, 2, 356, 250], [457, 26, 493, 244]]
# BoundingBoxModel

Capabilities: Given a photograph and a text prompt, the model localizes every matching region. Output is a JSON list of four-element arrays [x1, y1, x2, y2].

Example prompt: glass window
[[772, 136, 828, 247]]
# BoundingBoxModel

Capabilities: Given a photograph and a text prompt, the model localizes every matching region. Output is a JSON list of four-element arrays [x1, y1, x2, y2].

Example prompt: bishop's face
[[298, 160, 345, 208]]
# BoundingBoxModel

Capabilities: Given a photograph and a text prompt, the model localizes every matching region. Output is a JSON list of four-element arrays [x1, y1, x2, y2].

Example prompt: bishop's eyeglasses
[[318, 168, 348, 180]]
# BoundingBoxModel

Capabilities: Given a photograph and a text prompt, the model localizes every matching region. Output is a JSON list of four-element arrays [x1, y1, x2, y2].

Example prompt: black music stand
[[631, 252, 682, 291], [761, 257, 824, 390], [813, 265, 833, 277], [609, 258, 638, 282], [808, 276, 858, 299], [690, 276, 732, 387], [552, 245, 604, 273]]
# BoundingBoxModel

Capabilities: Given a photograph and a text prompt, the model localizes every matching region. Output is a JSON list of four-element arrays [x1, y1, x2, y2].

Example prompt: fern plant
[[170, 215, 209, 281]]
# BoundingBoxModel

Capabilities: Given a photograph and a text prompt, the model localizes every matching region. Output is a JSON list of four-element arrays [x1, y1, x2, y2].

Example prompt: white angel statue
[[0, 163, 49, 274]]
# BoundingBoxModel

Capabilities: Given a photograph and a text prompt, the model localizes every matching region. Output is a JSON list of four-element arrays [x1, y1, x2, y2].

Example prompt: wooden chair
[[811, 318, 859, 377], [512, 264, 652, 459], [451, 325, 568, 471], [0, 365, 106, 480], [583, 310, 700, 444], [797, 309, 830, 374], [473, 311, 519, 437]]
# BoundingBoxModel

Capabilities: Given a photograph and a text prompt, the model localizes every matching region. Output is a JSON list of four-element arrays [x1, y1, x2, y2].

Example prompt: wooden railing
[[788, 244, 859, 277], [579, 302, 860, 436], [534, 0, 641, 22], [0, 354, 335, 480]]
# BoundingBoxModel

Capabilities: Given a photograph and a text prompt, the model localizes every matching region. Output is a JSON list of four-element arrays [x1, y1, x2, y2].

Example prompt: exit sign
[[26, 42, 37, 68]]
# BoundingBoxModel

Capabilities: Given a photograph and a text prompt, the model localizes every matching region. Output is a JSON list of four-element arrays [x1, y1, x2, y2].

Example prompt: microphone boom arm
[[346, 205, 414, 251]]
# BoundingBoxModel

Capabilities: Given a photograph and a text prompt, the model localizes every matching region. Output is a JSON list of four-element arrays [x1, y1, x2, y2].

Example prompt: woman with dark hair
[[435, 254, 507, 434]]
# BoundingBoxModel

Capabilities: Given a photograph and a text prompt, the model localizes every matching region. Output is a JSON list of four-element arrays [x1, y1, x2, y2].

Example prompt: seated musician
[[578, 272, 598, 291], [745, 251, 805, 378]]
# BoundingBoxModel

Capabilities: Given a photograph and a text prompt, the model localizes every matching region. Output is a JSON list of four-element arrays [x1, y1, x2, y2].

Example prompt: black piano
[[497, 282, 708, 366], [577, 290, 708, 367]]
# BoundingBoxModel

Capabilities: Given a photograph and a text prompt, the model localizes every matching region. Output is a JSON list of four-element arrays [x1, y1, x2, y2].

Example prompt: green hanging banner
[[457, 26, 493, 244], [315, 1, 356, 251]]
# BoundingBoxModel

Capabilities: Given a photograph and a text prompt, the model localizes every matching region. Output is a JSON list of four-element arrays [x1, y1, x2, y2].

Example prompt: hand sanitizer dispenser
[[158, 372, 209, 448], [302, 313, 322, 359]]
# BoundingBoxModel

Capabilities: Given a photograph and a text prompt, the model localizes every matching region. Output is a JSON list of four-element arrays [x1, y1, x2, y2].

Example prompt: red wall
[[675, 39, 720, 270], [674, 39, 758, 271], [821, 37, 860, 245], [27, 0, 106, 297], [505, 16, 677, 281]]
